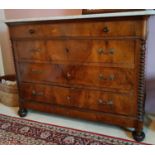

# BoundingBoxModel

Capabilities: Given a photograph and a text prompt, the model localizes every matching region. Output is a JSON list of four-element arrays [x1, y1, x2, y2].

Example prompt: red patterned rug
[[0, 114, 147, 145]]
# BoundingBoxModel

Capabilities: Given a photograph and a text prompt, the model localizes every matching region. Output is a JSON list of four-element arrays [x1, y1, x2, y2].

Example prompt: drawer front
[[19, 63, 135, 91], [15, 40, 136, 67], [10, 24, 45, 39], [47, 39, 135, 66], [10, 18, 144, 38], [20, 83, 136, 116], [14, 40, 48, 61]]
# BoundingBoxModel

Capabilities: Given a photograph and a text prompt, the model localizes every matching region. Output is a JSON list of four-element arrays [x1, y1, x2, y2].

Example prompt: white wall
[[0, 9, 15, 75], [0, 9, 5, 76], [5, 9, 81, 19]]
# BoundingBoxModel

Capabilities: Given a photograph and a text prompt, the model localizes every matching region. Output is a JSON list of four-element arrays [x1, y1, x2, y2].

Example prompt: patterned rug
[[0, 114, 146, 145]]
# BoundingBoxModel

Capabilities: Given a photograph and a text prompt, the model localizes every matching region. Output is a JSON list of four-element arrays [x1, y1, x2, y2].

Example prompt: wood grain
[[8, 15, 148, 141], [18, 62, 135, 91], [9, 17, 145, 38]]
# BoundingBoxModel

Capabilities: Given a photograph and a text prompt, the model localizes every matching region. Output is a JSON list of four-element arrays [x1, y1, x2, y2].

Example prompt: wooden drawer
[[47, 39, 136, 67], [15, 40, 136, 67], [10, 18, 144, 39], [10, 24, 44, 39], [20, 83, 136, 116], [18, 63, 135, 91], [14, 40, 48, 61]]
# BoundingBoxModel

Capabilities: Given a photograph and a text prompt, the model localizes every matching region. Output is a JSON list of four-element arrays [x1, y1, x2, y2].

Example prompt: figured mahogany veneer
[[15, 39, 138, 67], [7, 16, 148, 142], [10, 18, 145, 39], [18, 62, 135, 91], [20, 83, 136, 116]]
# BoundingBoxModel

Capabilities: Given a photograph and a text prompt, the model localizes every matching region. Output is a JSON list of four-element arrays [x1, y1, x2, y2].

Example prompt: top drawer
[[9, 18, 145, 39]]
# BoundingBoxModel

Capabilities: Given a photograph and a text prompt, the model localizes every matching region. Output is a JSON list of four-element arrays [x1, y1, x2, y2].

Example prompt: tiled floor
[[0, 102, 155, 144]]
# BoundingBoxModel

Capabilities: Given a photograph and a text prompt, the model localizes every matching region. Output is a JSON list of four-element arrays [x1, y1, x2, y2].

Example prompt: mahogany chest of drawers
[[7, 15, 148, 142]]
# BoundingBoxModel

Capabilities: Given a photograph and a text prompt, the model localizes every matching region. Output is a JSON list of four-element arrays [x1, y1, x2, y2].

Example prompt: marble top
[[4, 10, 155, 24]]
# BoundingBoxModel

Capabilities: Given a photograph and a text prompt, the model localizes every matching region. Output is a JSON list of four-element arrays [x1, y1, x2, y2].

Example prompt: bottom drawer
[[20, 83, 137, 116]]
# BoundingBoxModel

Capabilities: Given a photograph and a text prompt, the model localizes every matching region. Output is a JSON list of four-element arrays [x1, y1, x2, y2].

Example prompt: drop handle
[[30, 48, 41, 53], [99, 74, 115, 81], [109, 75, 115, 81], [107, 100, 113, 105], [103, 26, 109, 33], [32, 90, 44, 96], [98, 74, 105, 80], [98, 48, 115, 55], [97, 99, 105, 104], [109, 48, 115, 54], [97, 99, 113, 105], [98, 48, 104, 55], [31, 69, 44, 74]]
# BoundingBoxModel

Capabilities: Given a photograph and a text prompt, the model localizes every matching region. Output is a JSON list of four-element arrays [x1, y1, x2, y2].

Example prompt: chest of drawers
[[7, 15, 148, 142]]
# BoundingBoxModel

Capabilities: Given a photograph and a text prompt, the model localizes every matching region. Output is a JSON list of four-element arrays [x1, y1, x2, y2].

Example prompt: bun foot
[[132, 131, 145, 142], [18, 108, 28, 117]]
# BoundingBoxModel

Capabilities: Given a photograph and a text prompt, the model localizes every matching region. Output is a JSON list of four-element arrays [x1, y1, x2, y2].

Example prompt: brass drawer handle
[[32, 90, 36, 96], [99, 74, 115, 81], [97, 99, 113, 105], [99, 74, 105, 80], [109, 48, 115, 54], [98, 48, 115, 55], [31, 69, 44, 74], [98, 48, 104, 55], [107, 100, 113, 105], [97, 99, 105, 104], [29, 29, 35, 34], [32, 90, 44, 96], [103, 26, 109, 33], [30, 48, 41, 53], [109, 75, 115, 81]]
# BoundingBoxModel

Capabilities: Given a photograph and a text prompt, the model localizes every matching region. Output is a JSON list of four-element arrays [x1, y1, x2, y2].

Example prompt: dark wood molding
[[82, 9, 145, 14]]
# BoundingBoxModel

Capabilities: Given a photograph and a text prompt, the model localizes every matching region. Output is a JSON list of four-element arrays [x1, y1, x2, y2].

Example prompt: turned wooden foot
[[132, 131, 145, 142], [18, 108, 28, 117]]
